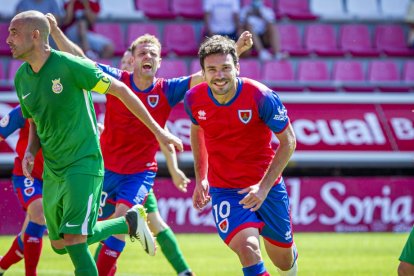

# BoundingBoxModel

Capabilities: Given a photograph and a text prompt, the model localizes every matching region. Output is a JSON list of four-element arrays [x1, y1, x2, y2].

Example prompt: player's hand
[[22, 151, 35, 182], [238, 184, 268, 212], [172, 169, 191, 192], [45, 13, 58, 34], [193, 179, 211, 210], [157, 129, 183, 153], [235, 31, 253, 56]]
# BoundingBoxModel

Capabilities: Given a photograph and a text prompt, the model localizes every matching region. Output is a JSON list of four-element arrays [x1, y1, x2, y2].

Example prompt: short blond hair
[[130, 34, 161, 55]]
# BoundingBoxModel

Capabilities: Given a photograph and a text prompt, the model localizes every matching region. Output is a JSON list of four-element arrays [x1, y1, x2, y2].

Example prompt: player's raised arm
[[107, 78, 183, 152]]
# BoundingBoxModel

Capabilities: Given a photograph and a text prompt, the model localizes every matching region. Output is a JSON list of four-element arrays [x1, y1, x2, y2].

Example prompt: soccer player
[[47, 12, 253, 275], [398, 226, 414, 275], [0, 106, 46, 276], [7, 10, 183, 275], [184, 35, 298, 276]]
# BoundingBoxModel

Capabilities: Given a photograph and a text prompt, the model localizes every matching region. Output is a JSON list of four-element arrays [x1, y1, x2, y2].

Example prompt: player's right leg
[[146, 190, 194, 276], [0, 216, 27, 274]]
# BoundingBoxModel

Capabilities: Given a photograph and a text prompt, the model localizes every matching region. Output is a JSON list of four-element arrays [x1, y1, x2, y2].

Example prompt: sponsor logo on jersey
[[24, 187, 35, 196], [0, 114, 10, 127], [273, 106, 288, 121], [52, 78, 63, 94], [238, 110, 252, 124], [198, 110, 207, 120], [147, 95, 159, 108], [218, 218, 229, 233]]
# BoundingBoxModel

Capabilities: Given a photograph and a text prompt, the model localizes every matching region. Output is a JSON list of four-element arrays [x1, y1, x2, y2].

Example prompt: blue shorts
[[12, 175, 43, 211], [210, 179, 293, 248], [98, 170, 155, 219]]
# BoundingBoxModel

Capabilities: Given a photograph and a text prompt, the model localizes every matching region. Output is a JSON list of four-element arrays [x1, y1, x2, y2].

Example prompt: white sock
[[277, 260, 298, 276]]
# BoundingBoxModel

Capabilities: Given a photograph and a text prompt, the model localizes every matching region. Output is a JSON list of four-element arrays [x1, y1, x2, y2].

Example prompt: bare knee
[[27, 199, 46, 225], [63, 234, 87, 246], [230, 236, 262, 267]]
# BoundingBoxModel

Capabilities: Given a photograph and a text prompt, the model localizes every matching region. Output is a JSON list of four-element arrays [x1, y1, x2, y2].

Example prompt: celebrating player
[[0, 106, 46, 276], [184, 35, 298, 275], [7, 10, 183, 275]]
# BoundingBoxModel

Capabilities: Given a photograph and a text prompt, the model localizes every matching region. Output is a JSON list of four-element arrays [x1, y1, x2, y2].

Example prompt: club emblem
[[0, 114, 9, 127], [24, 187, 35, 196], [238, 110, 252, 124], [147, 95, 159, 108], [218, 218, 229, 233], [52, 78, 63, 94]]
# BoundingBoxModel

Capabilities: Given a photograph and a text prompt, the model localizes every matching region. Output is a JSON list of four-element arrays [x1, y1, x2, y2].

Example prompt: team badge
[[52, 78, 63, 94], [238, 110, 252, 124], [147, 95, 159, 108], [24, 187, 35, 196], [0, 114, 9, 127], [218, 218, 229, 233]]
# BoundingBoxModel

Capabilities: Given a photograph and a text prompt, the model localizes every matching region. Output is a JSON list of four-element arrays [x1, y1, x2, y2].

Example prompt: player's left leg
[[0, 216, 27, 274], [145, 190, 194, 276]]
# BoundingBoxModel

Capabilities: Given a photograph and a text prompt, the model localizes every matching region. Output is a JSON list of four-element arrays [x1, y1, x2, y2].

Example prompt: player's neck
[[213, 88, 237, 104], [26, 45, 51, 73], [133, 74, 155, 91]]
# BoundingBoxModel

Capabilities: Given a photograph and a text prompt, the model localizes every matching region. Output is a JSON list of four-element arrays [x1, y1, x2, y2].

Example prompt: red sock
[[96, 244, 121, 276], [0, 236, 24, 270], [259, 272, 270, 276], [108, 264, 117, 276], [23, 233, 43, 276]]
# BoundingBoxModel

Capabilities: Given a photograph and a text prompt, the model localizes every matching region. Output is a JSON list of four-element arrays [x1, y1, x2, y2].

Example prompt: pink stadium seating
[[136, 0, 175, 19], [368, 61, 410, 92], [163, 24, 198, 56], [305, 24, 344, 57], [190, 58, 201, 74], [403, 61, 414, 83], [94, 23, 124, 56], [0, 23, 10, 56], [126, 23, 161, 47], [276, 0, 318, 20], [172, 0, 204, 19], [7, 60, 23, 83], [298, 60, 336, 92], [262, 60, 304, 92], [239, 59, 261, 80], [333, 60, 374, 92], [374, 25, 414, 57], [339, 24, 379, 57], [156, 59, 188, 79], [277, 24, 309, 56]]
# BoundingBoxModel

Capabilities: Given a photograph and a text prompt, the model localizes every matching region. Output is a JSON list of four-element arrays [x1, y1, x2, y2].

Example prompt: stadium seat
[[156, 59, 188, 79], [239, 59, 261, 80], [100, 0, 144, 19], [163, 24, 198, 56], [339, 24, 379, 57], [262, 60, 304, 92], [276, 0, 318, 20], [298, 60, 336, 92], [305, 24, 344, 57], [380, 0, 410, 19], [403, 61, 414, 83], [172, 0, 204, 19], [368, 60, 410, 92], [190, 58, 201, 74], [136, 0, 175, 19], [277, 24, 309, 56], [126, 23, 161, 48], [333, 60, 374, 92], [7, 60, 23, 84], [374, 25, 414, 57], [310, 0, 349, 20], [94, 23, 125, 56], [0, 23, 10, 56], [346, 0, 381, 19]]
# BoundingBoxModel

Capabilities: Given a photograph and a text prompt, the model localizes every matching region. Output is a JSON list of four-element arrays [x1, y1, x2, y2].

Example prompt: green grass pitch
[[0, 232, 408, 275]]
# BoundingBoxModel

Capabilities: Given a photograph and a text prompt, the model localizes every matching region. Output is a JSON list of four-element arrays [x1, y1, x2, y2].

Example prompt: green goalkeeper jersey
[[15, 49, 111, 178]]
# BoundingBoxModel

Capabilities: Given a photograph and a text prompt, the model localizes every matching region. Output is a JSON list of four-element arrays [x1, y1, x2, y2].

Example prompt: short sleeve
[[0, 106, 25, 139], [184, 94, 199, 125], [258, 91, 289, 133], [164, 76, 191, 107]]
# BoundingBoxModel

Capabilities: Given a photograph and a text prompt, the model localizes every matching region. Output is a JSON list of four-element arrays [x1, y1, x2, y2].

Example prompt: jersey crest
[[238, 109, 252, 124], [0, 114, 9, 127], [147, 95, 159, 108], [24, 187, 35, 196], [218, 218, 229, 233], [52, 78, 63, 94]]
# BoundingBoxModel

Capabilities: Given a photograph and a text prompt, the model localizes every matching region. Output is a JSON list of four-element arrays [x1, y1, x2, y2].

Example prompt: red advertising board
[[1, 177, 412, 234]]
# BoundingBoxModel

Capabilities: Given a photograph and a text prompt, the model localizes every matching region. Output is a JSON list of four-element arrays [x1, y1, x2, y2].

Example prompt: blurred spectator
[[62, 0, 114, 58], [203, 0, 241, 41], [240, 0, 284, 60], [406, 0, 414, 48], [15, 0, 63, 24]]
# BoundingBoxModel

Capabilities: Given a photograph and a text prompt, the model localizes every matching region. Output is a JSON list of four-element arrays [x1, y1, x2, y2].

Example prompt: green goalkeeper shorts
[[400, 227, 414, 265], [43, 173, 103, 240]]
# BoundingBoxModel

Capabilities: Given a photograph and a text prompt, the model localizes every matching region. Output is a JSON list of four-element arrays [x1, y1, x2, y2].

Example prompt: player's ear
[[157, 57, 162, 69]]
